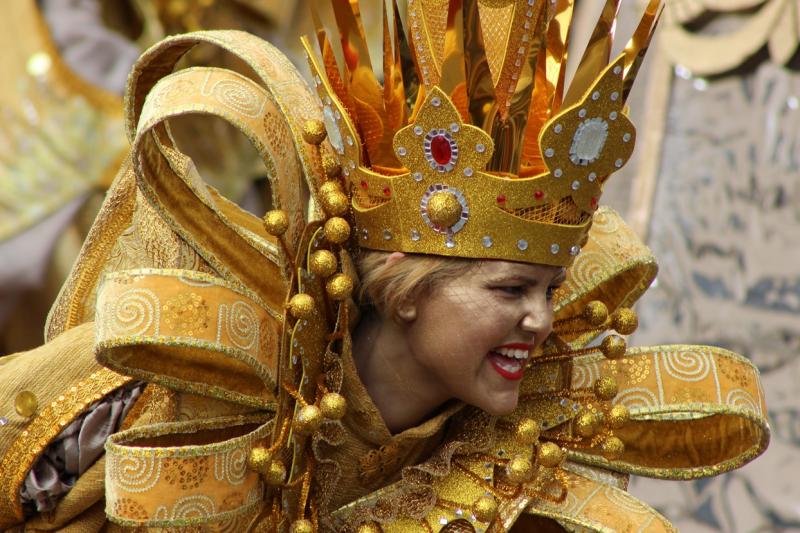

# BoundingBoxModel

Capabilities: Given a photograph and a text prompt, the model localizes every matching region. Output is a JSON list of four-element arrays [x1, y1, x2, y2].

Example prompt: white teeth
[[494, 347, 530, 360], [494, 357, 522, 373]]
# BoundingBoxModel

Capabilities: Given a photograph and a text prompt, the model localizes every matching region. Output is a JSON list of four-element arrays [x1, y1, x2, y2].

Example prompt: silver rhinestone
[[613, 65, 622, 75], [588, 172, 597, 182], [463, 167, 474, 177], [570, 245, 581, 256], [550, 243, 560, 254], [414, 125, 423, 136], [362, 229, 369, 240], [592, 91, 600, 101], [611, 91, 619, 101], [346, 136, 354, 146], [349, 160, 356, 169], [544, 148, 554, 157], [578, 108, 587, 118], [476, 143, 486, 153], [455, 508, 464, 517], [517, 239, 528, 251], [554, 124, 563, 134], [383, 229, 392, 240], [445, 239, 456, 249], [610, 111, 618, 120], [615, 158, 623, 168], [334, 109, 341, 119], [413, 171, 423, 181], [571, 180, 580, 190], [623, 132, 632, 142], [554, 168, 563, 178], [431, 96, 441, 107], [397, 146, 407, 156], [410, 229, 420, 241], [482, 236, 493, 248], [0, 417, 7, 426], [450, 123, 460, 132]]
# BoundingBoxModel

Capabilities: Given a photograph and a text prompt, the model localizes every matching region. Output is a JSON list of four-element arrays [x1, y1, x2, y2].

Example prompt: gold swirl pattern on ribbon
[[105, 414, 270, 528], [95, 269, 280, 408]]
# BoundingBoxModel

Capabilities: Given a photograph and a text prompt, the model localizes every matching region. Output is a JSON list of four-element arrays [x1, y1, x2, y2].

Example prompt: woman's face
[[402, 260, 565, 416]]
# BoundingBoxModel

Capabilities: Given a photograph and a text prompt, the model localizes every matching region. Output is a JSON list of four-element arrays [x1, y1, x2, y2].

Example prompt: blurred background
[[0, 0, 797, 530]]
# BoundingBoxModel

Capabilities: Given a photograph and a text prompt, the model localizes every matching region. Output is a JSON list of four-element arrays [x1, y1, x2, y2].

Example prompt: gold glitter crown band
[[303, 0, 662, 266]]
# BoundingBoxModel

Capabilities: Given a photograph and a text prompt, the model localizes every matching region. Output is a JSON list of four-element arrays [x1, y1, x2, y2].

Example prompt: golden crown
[[302, 0, 661, 267]]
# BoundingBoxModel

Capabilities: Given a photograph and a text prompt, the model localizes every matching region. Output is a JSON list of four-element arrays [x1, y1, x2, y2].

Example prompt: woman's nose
[[520, 298, 554, 345]]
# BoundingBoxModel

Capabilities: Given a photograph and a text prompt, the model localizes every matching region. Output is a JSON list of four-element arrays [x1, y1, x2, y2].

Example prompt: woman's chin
[[475, 390, 520, 416]]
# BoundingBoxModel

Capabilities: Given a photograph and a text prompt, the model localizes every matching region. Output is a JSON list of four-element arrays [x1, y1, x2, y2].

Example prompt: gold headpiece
[[303, 0, 661, 266]]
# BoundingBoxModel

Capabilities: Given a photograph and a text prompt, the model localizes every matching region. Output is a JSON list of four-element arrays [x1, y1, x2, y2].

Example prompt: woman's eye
[[497, 286, 525, 296]]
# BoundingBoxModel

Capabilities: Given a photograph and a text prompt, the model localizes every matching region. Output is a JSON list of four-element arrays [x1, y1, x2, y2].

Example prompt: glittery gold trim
[[0, 368, 131, 528]]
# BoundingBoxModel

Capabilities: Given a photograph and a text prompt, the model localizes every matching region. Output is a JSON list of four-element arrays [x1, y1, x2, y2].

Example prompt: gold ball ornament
[[14, 390, 38, 417], [288, 293, 316, 320], [601, 436, 625, 460], [506, 455, 534, 483], [324, 217, 350, 244], [302, 119, 327, 145], [309, 250, 338, 278], [321, 154, 342, 178], [263, 210, 289, 237], [320, 392, 347, 420], [293, 404, 323, 435], [264, 460, 286, 485], [583, 301, 609, 326], [515, 418, 541, 445], [319, 180, 342, 196], [608, 404, 630, 429], [322, 191, 349, 216], [593, 376, 619, 401], [536, 442, 565, 468], [426, 191, 463, 229], [600, 334, 627, 359], [290, 519, 314, 533], [473, 494, 498, 522], [611, 308, 639, 335], [356, 523, 382, 533], [247, 447, 272, 474], [573, 411, 599, 438], [326, 273, 354, 301]]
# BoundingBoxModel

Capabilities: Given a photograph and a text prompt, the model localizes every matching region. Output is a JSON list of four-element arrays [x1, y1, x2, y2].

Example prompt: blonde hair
[[357, 251, 477, 317]]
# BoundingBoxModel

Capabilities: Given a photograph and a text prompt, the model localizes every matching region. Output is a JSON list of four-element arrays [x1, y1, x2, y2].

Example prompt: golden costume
[[0, 1, 769, 532]]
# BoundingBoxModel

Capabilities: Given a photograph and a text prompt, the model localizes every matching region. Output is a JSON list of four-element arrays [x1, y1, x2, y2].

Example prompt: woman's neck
[[352, 311, 450, 434]]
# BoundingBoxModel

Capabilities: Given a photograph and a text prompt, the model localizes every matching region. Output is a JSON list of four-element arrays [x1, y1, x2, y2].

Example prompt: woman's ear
[[395, 298, 417, 322], [385, 251, 406, 265]]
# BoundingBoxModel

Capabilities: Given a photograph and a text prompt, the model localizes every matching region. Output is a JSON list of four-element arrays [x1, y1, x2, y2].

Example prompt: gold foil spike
[[408, 0, 451, 87], [437, 0, 467, 99], [621, 0, 663, 102], [464, 0, 495, 129], [544, 0, 574, 114], [562, 0, 620, 108], [394, 0, 421, 113], [331, 0, 374, 75]]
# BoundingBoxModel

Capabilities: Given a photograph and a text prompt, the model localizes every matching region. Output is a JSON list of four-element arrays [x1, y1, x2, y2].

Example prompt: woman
[[0, 1, 769, 532]]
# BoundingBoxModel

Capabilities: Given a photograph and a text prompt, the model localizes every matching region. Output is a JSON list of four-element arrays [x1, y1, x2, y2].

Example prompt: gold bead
[[515, 418, 540, 445], [319, 180, 342, 196], [326, 273, 354, 301], [324, 217, 350, 244], [600, 335, 627, 359], [247, 447, 272, 474], [288, 293, 316, 320], [473, 494, 498, 522], [601, 436, 625, 460], [302, 119, 327, 145], [611, 308, 638, 335], [583, 300, 608, 326], [593, 376, 619, 401], [426, 191, 463, 229], [290, 519, 314, 533], [536, 442, 565, 468], [293, 404, 323, 435], [309, 250, 338, 278], [263, 210, 289, 236], [264, 460, 286, 485], [321, 155, 342, 178], [320, 392, 347, 420], [322, 191, 349, 216], [14, 390, 38, 418], [356, 522, 382, 533], [506, 455, 534, 483], [608, 404, 630, 429], [573, 410, 599, 438]]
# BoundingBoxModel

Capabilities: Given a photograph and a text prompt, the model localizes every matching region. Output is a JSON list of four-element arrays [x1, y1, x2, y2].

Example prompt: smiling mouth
[[487, 345, 530, 381]]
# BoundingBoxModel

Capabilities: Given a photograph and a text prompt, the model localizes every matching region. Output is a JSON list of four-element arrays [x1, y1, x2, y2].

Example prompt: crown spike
[[562, 0, 620, 108], [436, 0, 468, 99], [331, 0, 375, 75], [621, 0, 663, 102], [544, 0, 574, 114], [393, 0, 422, 114], [463, 0, 494, 130]]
